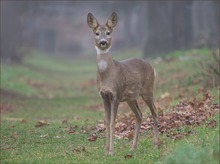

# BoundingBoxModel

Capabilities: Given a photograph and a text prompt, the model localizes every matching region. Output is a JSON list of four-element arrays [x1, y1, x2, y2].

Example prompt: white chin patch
[[100, 44, 107, 48], [95, 46, 111, 55]]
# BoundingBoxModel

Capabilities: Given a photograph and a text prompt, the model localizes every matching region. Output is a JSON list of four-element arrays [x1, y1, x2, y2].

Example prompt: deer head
[[87, 12, 118, 51]]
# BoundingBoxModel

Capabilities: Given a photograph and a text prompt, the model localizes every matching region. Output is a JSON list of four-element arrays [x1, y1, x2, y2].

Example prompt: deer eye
[[95, 32, 100, 36], [106, 31, 110, 35]]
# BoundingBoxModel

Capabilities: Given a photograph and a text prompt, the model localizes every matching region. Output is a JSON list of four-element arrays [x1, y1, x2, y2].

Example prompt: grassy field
[[1, 49, 219, 163]]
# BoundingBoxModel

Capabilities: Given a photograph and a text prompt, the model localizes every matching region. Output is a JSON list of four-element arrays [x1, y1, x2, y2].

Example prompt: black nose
[[100, 40, 107, 45]]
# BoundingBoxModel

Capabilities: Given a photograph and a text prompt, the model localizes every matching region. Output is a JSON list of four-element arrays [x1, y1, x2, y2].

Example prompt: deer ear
[[87, 13, 99, 29], [106, 12, 117, 28]]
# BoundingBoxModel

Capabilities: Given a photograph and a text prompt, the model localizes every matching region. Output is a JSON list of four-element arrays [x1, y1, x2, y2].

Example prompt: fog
[[1, 1, 219, 62]]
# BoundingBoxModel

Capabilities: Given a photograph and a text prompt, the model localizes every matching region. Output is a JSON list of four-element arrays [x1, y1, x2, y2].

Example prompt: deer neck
[[95, 46, 113, 73]]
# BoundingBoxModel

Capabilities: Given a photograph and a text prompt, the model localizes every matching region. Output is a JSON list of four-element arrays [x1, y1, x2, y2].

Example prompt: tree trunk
[[1, 1, 27, 63]]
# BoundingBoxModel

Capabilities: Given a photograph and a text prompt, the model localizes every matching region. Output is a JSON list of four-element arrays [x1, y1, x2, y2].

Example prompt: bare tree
[[1, 1, 28, 63], [143, 0, 219, 58]]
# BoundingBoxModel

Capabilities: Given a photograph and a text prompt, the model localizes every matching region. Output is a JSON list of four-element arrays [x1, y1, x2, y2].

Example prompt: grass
[[163, 115, 219, 164], [1, 48, 219, 163], [1, 114, 219, 163]]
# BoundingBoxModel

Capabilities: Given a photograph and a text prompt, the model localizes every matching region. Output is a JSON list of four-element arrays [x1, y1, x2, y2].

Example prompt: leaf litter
[[89, 90, 219, 141], [63, 90, 218, 146]]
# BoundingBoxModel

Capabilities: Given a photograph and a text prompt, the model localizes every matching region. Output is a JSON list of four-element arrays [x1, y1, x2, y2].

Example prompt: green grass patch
[[162, 115, 219, 164], [1, 112, 219, 163], [1, 48, 219, 163], [1, 64, 43, 96]]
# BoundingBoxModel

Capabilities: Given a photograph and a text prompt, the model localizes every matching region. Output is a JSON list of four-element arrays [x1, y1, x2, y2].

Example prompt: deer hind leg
[[142, 94, 159, 147], [127, 100, 142, 151]]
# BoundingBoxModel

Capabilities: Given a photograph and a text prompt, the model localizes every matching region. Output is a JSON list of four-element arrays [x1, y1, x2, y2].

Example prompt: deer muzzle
[[99, 39, 108, 48]]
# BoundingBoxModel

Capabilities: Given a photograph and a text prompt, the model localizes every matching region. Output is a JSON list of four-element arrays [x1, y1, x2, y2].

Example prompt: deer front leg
[[101, 92, 111, 154], [103, 99, 111, 154], [109, 98, 119, 155]]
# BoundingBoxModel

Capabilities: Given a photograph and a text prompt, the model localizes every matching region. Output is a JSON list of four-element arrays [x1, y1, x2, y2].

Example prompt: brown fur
[[87, 12, 158, 155]]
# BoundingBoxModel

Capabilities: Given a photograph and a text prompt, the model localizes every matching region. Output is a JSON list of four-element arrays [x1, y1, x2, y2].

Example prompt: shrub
[[163, 137, 219, 164], [200, 50, 220, 88], [164, 143, 211, 164]]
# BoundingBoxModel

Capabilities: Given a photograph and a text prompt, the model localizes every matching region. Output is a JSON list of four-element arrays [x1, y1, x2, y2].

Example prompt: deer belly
[[121, 87, 140, 102]]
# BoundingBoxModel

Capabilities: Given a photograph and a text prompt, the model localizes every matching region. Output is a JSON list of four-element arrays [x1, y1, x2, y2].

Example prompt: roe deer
[[87, 12, 158, 155]]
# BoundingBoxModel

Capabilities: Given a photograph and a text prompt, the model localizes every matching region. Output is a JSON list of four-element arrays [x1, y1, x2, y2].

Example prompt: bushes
[[200, 50, 220, 88], [164, 138, 219, 164], [164, 143, 209, 164], [162, 116, 219, 164]]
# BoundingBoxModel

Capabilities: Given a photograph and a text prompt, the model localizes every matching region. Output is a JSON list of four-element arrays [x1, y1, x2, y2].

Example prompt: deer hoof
[[130, 146, 136, 151], [130, 148, 135, 151], [108, 151, 114, 156]]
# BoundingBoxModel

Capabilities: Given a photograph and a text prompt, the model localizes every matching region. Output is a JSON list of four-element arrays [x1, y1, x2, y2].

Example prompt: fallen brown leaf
[[125, 154, 133, 159], [64, 125, 78, 134], [35, 120, 48, 127], [206, 120, 217, 128], [62, 118, 68, 124], [88, 134, 97, 142], [72, 146, 88, 154], [21, 119, 27, 124]]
